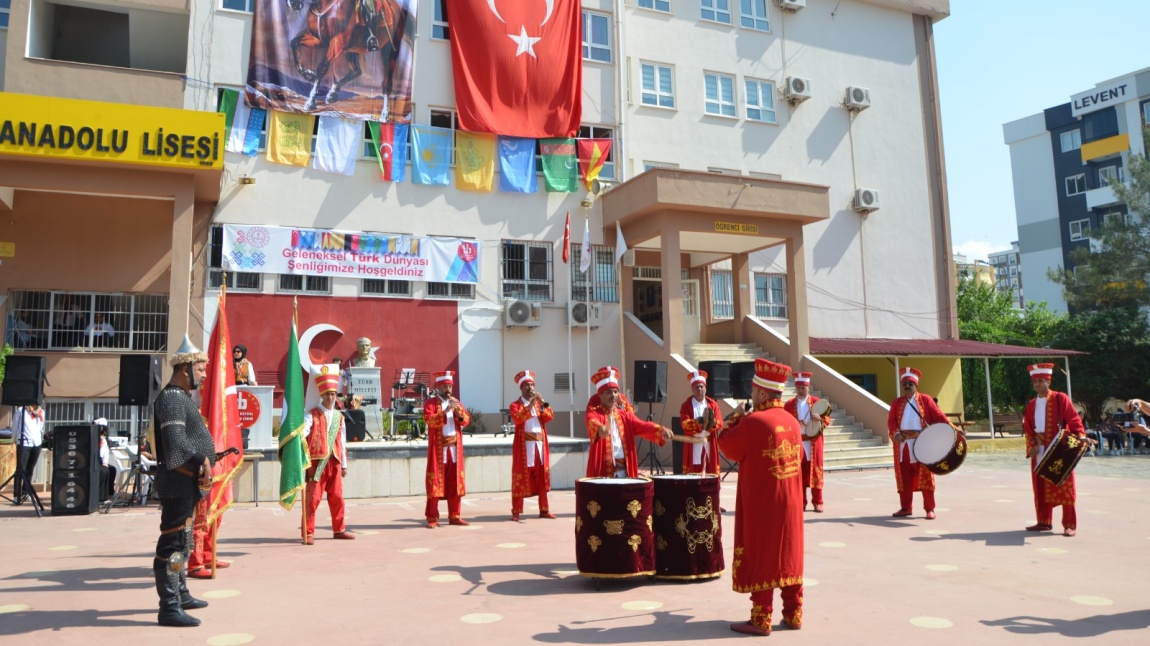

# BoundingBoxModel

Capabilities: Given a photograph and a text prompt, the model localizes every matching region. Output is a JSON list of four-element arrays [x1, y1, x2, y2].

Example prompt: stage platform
[[234, 435, 590, 504]]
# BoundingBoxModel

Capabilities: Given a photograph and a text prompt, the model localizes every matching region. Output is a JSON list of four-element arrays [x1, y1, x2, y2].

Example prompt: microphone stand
[[642, 401, 665, 475]]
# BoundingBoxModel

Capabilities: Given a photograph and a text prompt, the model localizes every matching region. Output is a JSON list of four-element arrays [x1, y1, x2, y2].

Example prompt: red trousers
[[897, 455, 935, 512], [425, 453, 463, 521], [304, 458, 346, 537], [1031, 472, 1077, 529], [803, 486, 823, 506], [750, 585, 803, 629], [512, 464, 550, 514], [187, 499, 218, 570]]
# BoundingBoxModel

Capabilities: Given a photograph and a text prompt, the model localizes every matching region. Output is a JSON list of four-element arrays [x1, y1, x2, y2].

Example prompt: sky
[[934, 0, 1150, 262]]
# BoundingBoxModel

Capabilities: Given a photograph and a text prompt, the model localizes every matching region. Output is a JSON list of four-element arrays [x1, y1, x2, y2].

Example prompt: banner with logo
[[222, 224, 480, 284]]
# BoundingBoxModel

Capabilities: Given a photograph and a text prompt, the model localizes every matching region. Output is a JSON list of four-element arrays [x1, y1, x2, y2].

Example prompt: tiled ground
[[2, 452, 1148, 645]]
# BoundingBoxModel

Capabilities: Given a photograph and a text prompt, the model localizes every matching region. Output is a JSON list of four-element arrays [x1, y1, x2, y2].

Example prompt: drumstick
[[670, 434, 706, 444]]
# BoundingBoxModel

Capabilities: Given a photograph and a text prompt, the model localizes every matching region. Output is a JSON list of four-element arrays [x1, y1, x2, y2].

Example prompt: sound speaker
[[344, 409, 367, 443], [1, 355, 46, 406], [633, 360, 668, 404], [671, 417, 684, 474], [119, 354, 163, 406], [698, 360, 733, 398], [52, 424, 101, 515], [731, 361, 757, 400]]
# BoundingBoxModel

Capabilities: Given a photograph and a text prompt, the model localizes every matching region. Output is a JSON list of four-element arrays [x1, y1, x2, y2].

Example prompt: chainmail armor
[[153, 386, 216, 501]]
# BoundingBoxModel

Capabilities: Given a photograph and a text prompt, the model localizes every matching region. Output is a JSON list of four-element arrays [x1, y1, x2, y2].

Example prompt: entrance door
[[682, 279, 700, 346]]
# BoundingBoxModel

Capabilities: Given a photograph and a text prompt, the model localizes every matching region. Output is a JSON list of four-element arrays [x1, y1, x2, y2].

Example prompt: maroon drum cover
[[1035, 428, 1089, 487], [575, 477, 655, 578], [912, 422, 967, 475], [652, 475, 724, 580]]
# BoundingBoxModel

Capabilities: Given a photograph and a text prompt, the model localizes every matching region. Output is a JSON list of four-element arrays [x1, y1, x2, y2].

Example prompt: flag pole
[[567, 245, 575, 439], [210, 518, 218, 579], [212, 284, 223, 578], [617, 226, 626, 404], [295, 296, 308, 545]]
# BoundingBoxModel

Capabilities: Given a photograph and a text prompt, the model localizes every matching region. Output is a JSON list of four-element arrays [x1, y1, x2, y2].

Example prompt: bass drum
[[912, 423, 967, 475], [574, 477, 655, 578]]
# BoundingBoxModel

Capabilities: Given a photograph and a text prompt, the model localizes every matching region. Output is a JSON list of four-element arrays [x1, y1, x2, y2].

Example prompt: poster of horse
[[246, 0, 417, 122]]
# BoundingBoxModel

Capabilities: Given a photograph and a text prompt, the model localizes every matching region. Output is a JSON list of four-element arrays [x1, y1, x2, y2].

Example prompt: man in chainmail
[[151, 335, 216, 627]]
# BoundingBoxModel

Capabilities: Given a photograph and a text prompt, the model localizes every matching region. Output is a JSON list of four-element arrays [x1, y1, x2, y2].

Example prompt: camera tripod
[[641, 402, 666, 475], [0, 406, 45, 517]]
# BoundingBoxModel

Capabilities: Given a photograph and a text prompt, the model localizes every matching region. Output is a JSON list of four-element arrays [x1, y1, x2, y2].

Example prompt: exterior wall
[[821, 356, 962, 414]]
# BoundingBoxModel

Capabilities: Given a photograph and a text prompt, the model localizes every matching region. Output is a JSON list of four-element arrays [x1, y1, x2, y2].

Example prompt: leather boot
[[154, 560, 200, 627], [178, 570, 209, 610]]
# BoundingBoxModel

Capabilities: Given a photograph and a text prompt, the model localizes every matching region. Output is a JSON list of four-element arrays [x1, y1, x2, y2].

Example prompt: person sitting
[[1098, 412, 1126, 455], [84, 313, 116, 348], [12, 311, 46, 349]]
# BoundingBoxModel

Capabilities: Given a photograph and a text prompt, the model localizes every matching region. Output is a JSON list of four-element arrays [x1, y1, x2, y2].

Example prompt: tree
[[1053, 306, 1150, 423]]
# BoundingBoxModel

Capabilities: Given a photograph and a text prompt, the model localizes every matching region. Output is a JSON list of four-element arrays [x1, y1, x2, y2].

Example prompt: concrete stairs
[[685, 343, 893, 471]]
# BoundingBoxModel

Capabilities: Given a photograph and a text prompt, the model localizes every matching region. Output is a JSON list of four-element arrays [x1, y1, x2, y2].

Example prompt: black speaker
[[1, 355, 46, 406], [671, 417, 684, 474], [52, 424, 100, 515], [633, 360, 668, 404], [698, 360, 733, 398], [344, 409, 367, 443], [119, 354, 163, 406], [731, 361, 757, 400]]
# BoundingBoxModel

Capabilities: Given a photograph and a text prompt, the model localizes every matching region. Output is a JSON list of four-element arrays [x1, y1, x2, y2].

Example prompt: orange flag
[[577, 139, 612, 191]]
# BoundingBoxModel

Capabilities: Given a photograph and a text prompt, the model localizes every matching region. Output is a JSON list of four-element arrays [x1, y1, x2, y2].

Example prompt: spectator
[[1098, 412, 1126, 455], [53, 295, 85, 347], [84, 313, 116, 348], [1121, 400, 1150, 452], [1085, 415, 1104, 456]]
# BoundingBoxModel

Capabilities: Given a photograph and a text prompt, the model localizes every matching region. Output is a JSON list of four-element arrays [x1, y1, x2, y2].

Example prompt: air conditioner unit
[[778, 0, 806, 12], [845, 86, 871, 111], [853, 188, 880, 213], [504, 300, 542, 328], [568, 302, 602, 328], [783, 76, 812, 104]]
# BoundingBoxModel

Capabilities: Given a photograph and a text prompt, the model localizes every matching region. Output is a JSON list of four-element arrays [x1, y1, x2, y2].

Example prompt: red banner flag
[[446, 0, 582, 138], [578, 139, 612, 191], [562, 211, 571, 264]]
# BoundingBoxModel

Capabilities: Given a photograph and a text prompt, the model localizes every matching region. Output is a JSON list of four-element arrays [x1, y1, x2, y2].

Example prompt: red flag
[[446, 0, 582, 137], [201, 293, 244, 525], [578, 139, 612, 190], [562, 211, 571, 264]]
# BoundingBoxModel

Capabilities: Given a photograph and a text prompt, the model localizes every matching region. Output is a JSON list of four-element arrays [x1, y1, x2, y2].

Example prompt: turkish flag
[[447, 0, 582, 138], [562, 211, 571, 264]]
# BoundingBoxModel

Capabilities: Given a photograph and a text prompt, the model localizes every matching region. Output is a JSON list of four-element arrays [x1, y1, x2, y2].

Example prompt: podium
[[237, 386, 275, 450], [347, 367, 384, 440]]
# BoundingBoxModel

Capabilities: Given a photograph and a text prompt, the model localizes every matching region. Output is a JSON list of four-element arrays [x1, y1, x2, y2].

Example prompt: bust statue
[[349, 336, 376, 368]]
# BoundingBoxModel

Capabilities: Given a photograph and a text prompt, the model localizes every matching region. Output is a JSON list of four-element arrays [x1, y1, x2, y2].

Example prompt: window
[[29, 3, 187, 74], [1065, 173, 1086, 196], [361, 121, 411, 161], [1009, 267, 1017, 276], [639, 0, 671, 12], [745, 78, 777, 123], [740, 0, 769, 31], [582, 10, 612, 63], [640, 62, 675, 109], [362, 279, 412, 297], [430, 108, 459, 165], [1101, 211, 1126, 228], [1069, 219, 1091, 241], [701, 0, 732, 24], [844, 374, 877, 397], [570, 244, 620, 302], [221, 0, 254, 11], [643, 161, 679, 172], [1097, 165, 1122, 187], [432, 0, 449, 40], [1, 0, 10, 29], [711, 270, 734, 319], [278, 275, 332, 294], [216, 88, 268, 150], [1008, 256, 1017, 265], [1143, 101, 1150, 126], [578, 125, 617, 180], [1059, 129, 1081, 153], [502, 241, 553, 301], [427, 282, 475, 299], [707, 167, 740, 175], [1081, 108, 1118, 143], [208, 226, 262, 291], [45, 400, 150, 443], [754, 273, 787, 319], [704, 72, 737, 117], [7, 290, 168, 352]]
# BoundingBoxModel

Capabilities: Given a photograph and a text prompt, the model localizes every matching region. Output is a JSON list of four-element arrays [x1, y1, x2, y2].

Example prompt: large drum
[[804, 399, 832, 439], [1035, 428, 1089, 487], [912, 423, 967, 475], [652, 475, 724, 580], [575, 477, 655, 578]]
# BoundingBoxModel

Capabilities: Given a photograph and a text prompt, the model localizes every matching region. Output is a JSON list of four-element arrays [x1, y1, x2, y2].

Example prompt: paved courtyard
[[2, 451, 1148, 645]]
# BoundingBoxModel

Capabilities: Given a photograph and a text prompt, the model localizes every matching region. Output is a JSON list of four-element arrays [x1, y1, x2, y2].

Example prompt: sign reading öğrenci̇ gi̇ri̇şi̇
[[221, 224, 480, 284]]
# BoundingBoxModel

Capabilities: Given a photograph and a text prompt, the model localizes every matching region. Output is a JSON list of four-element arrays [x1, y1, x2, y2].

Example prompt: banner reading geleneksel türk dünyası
[[221, 224, 479, 283]]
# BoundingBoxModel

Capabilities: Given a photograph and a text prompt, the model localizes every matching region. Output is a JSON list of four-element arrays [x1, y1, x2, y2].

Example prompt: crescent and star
[[487, 0, 552, 59]]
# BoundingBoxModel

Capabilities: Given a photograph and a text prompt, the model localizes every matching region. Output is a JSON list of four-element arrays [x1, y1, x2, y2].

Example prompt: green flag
[[278, 318, 309, 510], [540, 138, 579, 192]]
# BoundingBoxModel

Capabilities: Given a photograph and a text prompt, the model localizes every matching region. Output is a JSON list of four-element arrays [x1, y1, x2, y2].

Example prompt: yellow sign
[[0, 92, 225, 171], [0, 242, 13, 257], [714, 222, 759, 235]]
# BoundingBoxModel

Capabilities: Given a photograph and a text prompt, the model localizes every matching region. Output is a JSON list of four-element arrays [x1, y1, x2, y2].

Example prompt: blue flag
[[411, 125, 453, 186], [498, 136, 538, 193]]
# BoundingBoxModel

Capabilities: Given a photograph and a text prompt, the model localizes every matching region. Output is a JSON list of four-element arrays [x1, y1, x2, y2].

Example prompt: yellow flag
[[266, 111, 315, 167], [454, 131, 496, 192]]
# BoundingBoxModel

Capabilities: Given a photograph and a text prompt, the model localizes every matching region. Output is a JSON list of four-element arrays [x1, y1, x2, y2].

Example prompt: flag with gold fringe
[[278, 311, 309, 510]]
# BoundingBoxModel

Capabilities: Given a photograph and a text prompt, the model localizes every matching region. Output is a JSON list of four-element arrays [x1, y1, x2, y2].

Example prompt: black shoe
[[154, 560, 201, 627], [178, 570, 209, 611]]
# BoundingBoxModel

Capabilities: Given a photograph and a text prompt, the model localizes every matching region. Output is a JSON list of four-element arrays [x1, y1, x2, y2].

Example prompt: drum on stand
[[804, 399, 832, 439], [1035, 428, 1089, 487], [574, 477, 655, 579], [651, 475, 723, 580], [912, 423, 967, 475]]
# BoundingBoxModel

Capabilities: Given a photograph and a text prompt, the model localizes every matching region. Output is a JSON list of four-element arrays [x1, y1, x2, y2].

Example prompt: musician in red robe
[[785, 372, 832, 512], [303, 369, 355, 544], [678, 370, 722, 475], [584, 366, 672, 478], [424, 370, 471, 528], [887, 367, 950, 519], [509, 370, 556, 521], [1023, 363, 1088, 537], [719, 358, 804, 636]]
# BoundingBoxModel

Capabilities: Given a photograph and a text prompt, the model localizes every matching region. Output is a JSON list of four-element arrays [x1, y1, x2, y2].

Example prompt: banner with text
[[222, 225, 480, 284]]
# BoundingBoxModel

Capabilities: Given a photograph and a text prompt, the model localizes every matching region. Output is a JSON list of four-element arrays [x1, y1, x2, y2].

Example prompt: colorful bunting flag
[[218, 88, 265, 156], [411, 125, 453, 185], [498, 136, 538, 193], [312, 116, 360, 176], [578, 138, 612, 191], [266, 111, 315, 167], [541, 138, 579, 192], [367, 122, 409, 182], [455, 130, 496, 192]]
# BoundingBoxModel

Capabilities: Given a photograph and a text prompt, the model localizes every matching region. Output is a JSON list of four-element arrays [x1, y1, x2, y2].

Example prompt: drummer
[[785, 372, 832, 513], [887, 367, 951, 519], [678, 370, 721, 475], [585, 366, 675, 478], [1023, 363, 1088, 537]]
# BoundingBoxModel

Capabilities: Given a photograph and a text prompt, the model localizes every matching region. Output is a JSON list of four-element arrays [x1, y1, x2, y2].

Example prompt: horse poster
[[246, 0, 417, 122]]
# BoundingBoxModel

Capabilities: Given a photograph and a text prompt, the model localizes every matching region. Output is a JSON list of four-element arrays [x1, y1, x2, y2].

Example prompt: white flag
[[579, 217, 592, 274], [614, 225, 628, 265], [312, 116, 360, 176]]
